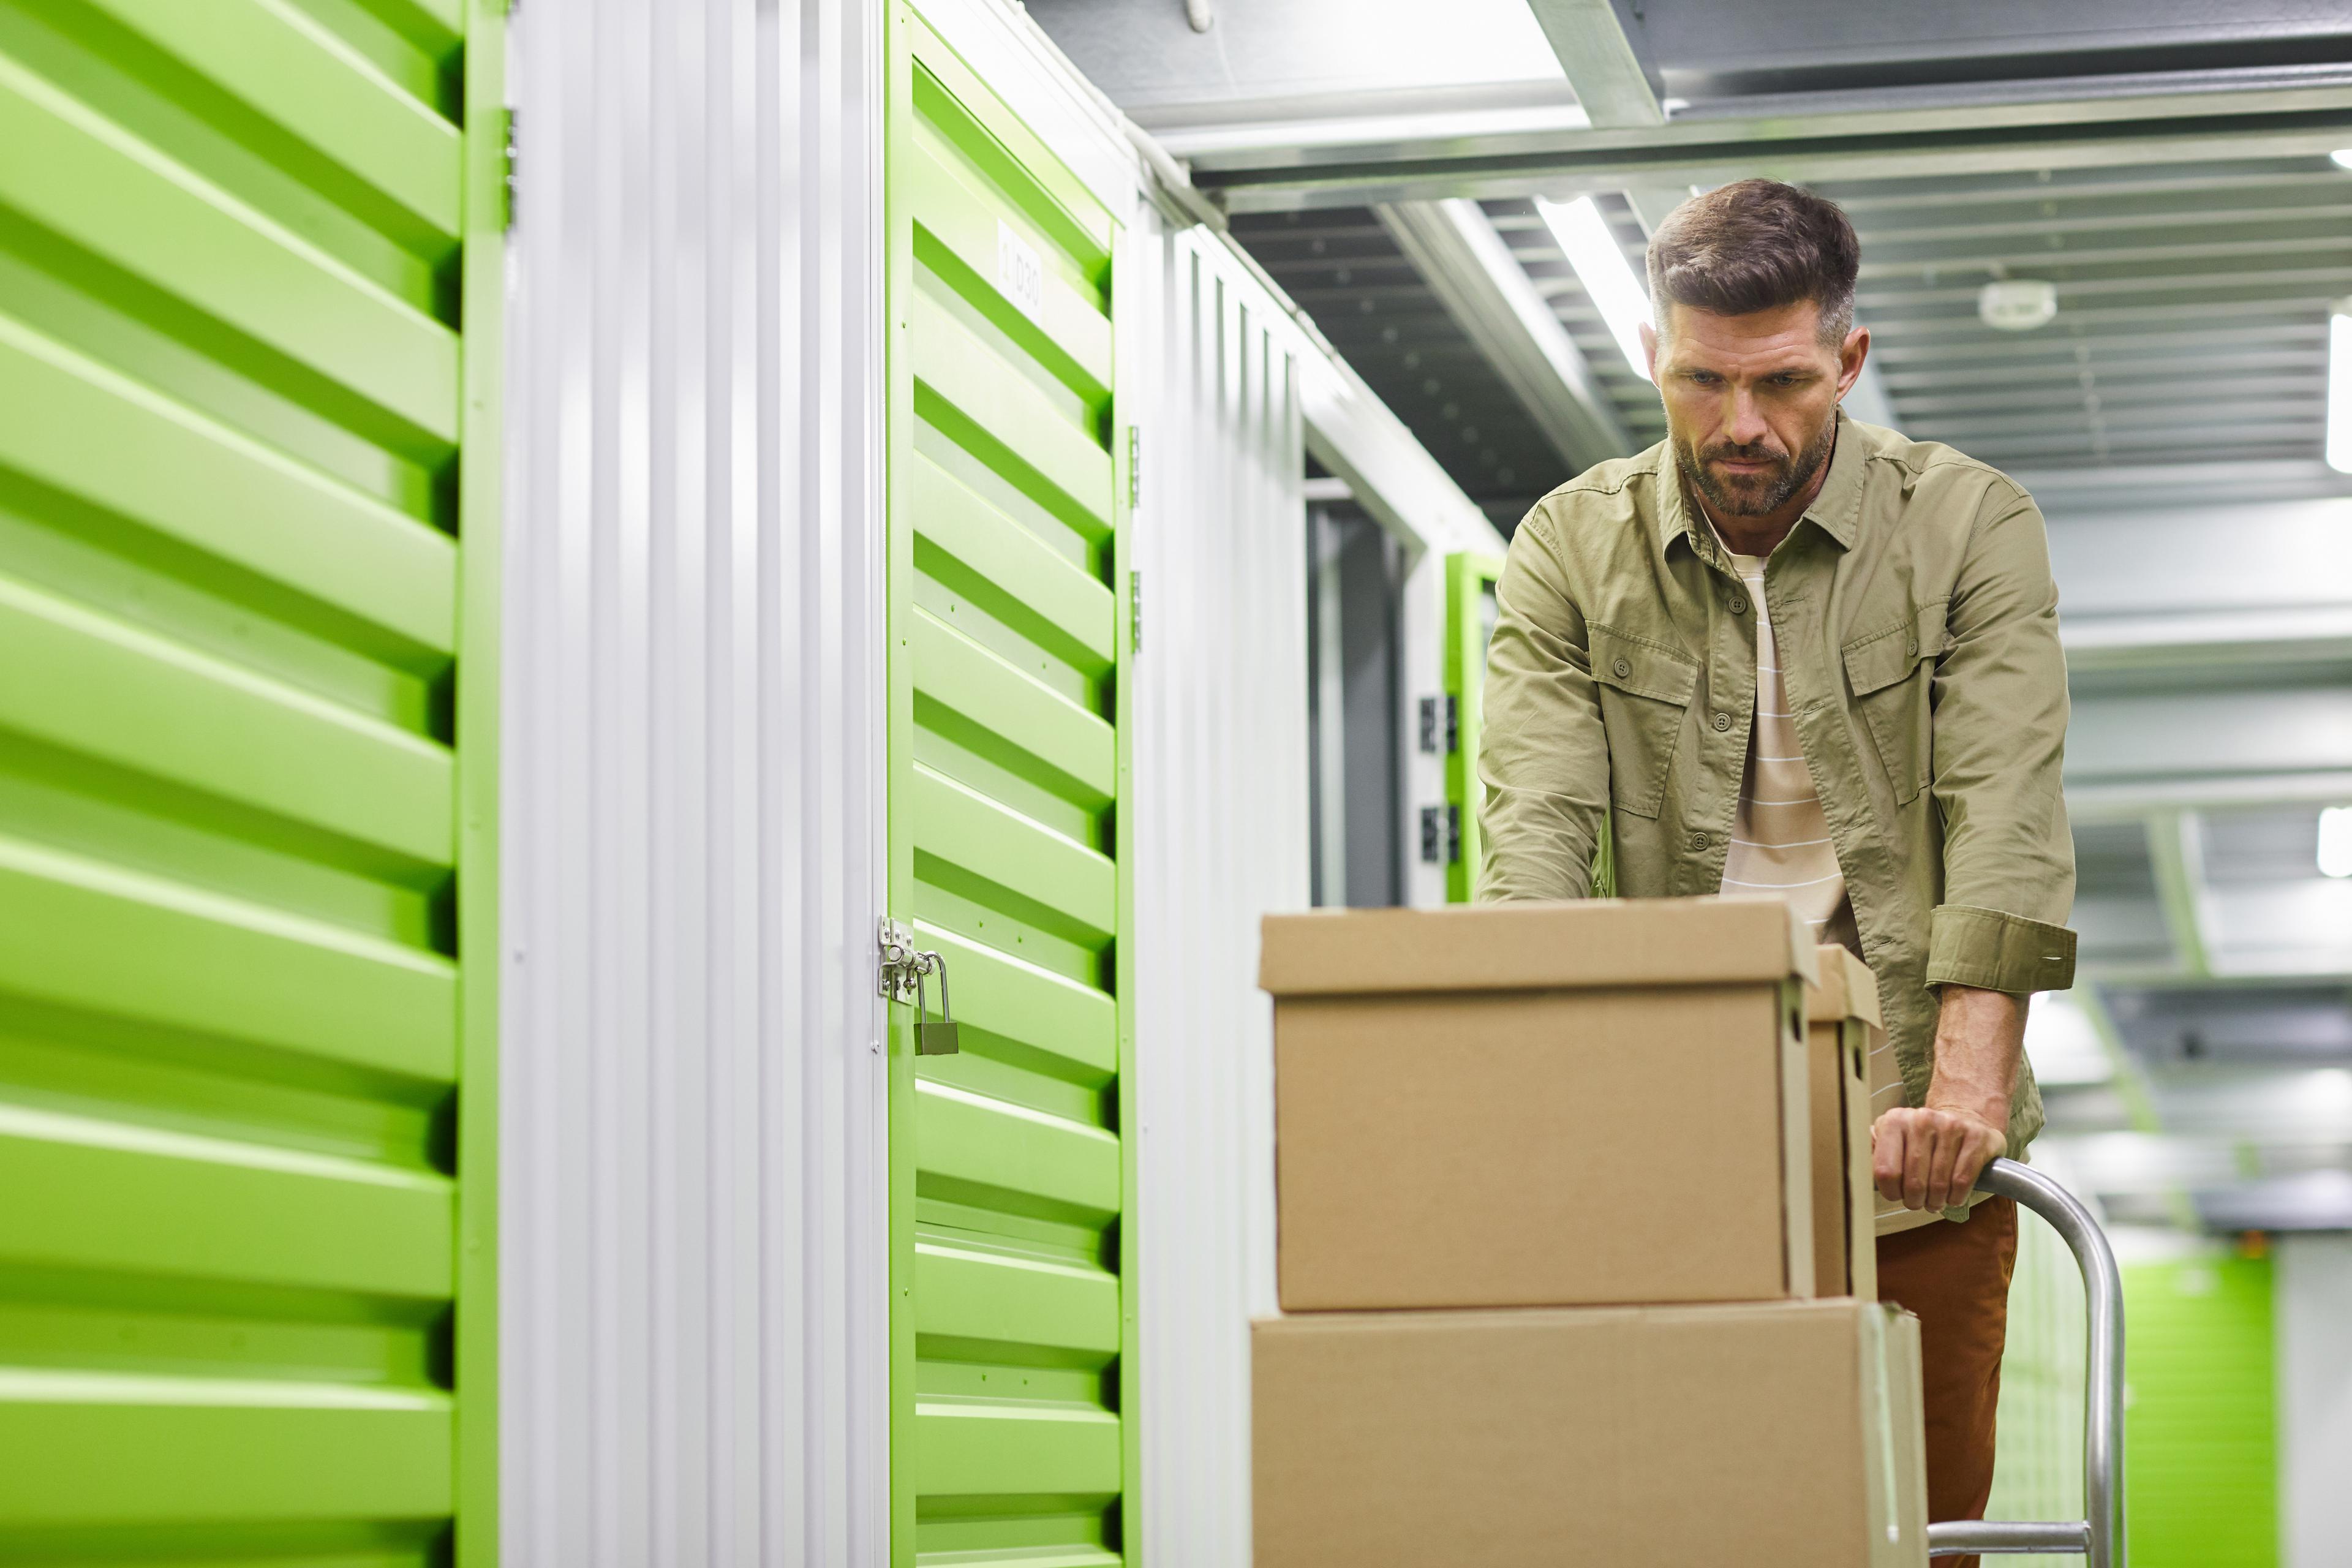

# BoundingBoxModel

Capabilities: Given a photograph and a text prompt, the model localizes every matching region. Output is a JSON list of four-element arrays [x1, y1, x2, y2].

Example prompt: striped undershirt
[[1711, 527, 1973, 1235], [1711, 538, 1857, 952]]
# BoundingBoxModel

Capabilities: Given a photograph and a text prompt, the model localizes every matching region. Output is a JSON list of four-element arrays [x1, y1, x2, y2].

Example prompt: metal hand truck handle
[[1924, 1158, 2125, 1564]]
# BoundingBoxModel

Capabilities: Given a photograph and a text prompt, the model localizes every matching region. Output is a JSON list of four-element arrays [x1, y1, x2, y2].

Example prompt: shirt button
[[1728, 595, 1748, 615], [1611, 657, 1632, 679], [1713, 710, 1733, 732], [1688, 831, 1711, 853]]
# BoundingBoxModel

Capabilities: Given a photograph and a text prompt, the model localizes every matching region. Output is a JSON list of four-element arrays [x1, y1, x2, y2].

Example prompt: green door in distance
[[0, 1, 503, 1562], [1444, 551, 1504, 902], [886, 9, 1134, 1565]]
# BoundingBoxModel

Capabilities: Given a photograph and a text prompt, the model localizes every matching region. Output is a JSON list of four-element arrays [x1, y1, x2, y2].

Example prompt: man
[[1476, 179, 2076, 1555]]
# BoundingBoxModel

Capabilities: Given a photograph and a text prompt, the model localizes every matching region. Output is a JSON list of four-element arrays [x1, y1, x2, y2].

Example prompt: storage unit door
[[0, 2, 500, 1562], [1444, 552, 1503, 901], [886, 10, 1131, 1565]]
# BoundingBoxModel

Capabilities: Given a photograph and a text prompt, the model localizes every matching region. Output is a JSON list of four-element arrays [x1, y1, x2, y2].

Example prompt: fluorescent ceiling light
[[2321, 805, 2352, 877], [2024, 993, 2113, 1087], [2333, 148, 2352, 170], [1536, 195, 1651, 382], [2331, 301, 2352, 475]]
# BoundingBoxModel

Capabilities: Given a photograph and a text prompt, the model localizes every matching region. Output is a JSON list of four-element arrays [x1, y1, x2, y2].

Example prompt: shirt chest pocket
[[1841, 598, 1950, 805], [1590, 624, 1699, 820]]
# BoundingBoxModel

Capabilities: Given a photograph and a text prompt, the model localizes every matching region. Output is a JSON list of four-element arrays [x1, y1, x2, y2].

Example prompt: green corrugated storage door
[[1443, 552, 1503, 902], [886, 10, 1131, 1566], [2123, 1254, 2280, 1567], [0, 2, 502, 1563]]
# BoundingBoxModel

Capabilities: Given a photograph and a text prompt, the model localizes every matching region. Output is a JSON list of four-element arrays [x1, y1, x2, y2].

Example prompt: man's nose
[[1722, 388, 1770, 447]]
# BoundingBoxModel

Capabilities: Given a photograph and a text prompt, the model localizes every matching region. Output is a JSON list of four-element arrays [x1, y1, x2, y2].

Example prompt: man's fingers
[[1874, 1116, 1909, 1204], [1948, 1136, 1988, 1205], [1902, 1119, 1932, 1210], [1925, 1121, 1959, 1211], [1950, 1121, 2000, 1205]]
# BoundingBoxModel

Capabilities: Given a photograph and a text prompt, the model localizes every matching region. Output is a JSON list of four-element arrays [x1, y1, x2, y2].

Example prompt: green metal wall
[[1442, 552, 1501, 902], [2122, 1254, 2279, 1567], [886, 8, 1133, 1565], [0, 0, 503, 1561]]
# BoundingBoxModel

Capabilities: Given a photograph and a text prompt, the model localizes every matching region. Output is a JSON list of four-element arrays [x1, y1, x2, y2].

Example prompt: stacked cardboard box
[[1254, 900, 1928, 1567], [1809, 941, 1886, 1300]]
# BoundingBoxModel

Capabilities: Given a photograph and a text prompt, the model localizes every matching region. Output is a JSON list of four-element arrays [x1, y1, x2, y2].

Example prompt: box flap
[[1259, 899, 1818, 997], [1806, 944, 1883, 1027]]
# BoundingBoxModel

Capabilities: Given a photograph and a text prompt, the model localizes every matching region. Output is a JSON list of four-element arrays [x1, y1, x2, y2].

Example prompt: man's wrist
[[1921, 1082, 2009, 1133]]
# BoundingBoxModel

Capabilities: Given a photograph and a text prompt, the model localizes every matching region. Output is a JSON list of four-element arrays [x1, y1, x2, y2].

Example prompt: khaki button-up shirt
[[1476, 415, 2076, 1156]]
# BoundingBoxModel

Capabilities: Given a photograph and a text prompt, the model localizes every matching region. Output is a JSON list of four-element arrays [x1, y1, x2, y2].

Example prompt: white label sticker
[[997, 220, 1044, 323]]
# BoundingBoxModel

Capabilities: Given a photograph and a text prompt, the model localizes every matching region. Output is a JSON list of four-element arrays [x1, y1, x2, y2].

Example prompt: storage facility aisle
[[0, 0, 2347, 1564]]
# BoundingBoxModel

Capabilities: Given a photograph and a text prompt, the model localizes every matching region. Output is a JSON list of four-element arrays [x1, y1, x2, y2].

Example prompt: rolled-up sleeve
[[1475, 511, 1611, 902], [1926, 483, 2078, 994]]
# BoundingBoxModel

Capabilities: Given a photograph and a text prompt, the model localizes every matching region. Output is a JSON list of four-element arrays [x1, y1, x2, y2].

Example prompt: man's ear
[[1640, 320, 1660, 383], [1837, 324, 1871, 401]]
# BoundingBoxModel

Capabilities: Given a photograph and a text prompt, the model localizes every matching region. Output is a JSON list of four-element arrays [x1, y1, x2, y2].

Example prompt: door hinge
[[878, 918, 959, 1055], [1420, 804, 1465, 865], [1129, 569, 1143, 654], [496, 107, 517, 231], [1127, 425, 1140, 508]]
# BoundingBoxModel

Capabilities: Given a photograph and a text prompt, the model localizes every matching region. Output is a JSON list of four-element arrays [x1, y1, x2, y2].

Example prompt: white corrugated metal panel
[[499, 2, 888, 1563], [1129, 215, 1313, 1563], [1986, 1153, 2094, 1565], [2278, 1234, 2352, 1568]]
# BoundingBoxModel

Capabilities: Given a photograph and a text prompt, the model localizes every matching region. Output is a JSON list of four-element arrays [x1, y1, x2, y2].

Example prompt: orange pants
[[1876, 1197, 2019, 1568]]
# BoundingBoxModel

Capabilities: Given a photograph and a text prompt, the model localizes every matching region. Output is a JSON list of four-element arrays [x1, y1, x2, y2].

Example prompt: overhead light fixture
[[2331, 299, 2352, 475], [1978, 279, 2057, 332], [2023, 993, 2114, 1087], [1536, 195, 1652, 382], [2332, 149, 2352, 170], [2320, 804, 2352, 876]]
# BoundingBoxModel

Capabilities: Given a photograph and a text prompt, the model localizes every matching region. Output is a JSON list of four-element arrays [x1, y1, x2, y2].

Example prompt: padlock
[[914, 952, 959, 1056]]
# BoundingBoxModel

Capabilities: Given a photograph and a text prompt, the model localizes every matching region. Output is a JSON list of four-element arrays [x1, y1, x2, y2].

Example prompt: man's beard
[[1674, 416, 1838, 519]]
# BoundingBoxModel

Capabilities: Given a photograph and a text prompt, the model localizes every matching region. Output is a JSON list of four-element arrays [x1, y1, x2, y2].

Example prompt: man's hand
[[1871, 985, 2025, 1211], [1871, 1104, 2006, 1212]]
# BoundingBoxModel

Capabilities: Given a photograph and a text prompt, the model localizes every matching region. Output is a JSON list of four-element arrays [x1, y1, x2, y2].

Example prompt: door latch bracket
[[878, 918, 960, 1055]]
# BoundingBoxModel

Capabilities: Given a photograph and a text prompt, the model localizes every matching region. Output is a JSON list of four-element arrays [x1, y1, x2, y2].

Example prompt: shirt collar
[[1655, 409, 1866, 560]]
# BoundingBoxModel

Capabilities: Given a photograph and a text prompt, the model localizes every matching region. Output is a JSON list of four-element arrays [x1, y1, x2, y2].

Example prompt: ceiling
[[1030, 0, 2352, 1230]]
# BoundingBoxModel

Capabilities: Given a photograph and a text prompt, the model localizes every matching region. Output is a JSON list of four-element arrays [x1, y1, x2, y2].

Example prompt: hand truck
[[1925, 1158, 2125, 1565]]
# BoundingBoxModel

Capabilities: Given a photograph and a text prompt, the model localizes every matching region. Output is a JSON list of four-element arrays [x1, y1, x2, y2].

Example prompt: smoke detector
[[1978, 279, 2057, 331]]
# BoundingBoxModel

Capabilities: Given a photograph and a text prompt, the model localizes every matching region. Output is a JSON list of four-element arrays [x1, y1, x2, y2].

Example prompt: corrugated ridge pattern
[[2122, 1256, 2280, 1566], [0, 0, 475, 1559], [1986, 1155, 2091, 1567], [499, 0, 889, 1564], [897, 23, 1125, 1566], [1128, 221, 1310, 1567]]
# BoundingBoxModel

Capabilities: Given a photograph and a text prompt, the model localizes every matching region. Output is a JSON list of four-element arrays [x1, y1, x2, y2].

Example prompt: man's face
[[1642, 300, 1866, 519]]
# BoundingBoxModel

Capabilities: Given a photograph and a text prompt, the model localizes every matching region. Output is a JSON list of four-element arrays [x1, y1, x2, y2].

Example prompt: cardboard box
[[1253, 1298, 1929, 1567], [1261, 899, 1820, 1310], [1807, 944, 1883, 1299]]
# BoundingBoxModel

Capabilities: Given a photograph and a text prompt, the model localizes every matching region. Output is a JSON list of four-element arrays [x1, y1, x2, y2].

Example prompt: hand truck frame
[[1924, 1158, 2125, 1564]]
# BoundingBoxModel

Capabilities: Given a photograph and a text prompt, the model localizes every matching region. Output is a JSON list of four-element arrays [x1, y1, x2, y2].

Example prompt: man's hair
[[1645, 179, 1859, 345]]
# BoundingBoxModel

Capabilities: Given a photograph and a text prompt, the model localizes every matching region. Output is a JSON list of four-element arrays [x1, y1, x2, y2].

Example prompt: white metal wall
[[2278, 1234, 2352, 1567], [499, 2, 887, 1562], [1129, 217, 1313, 1565], [1985, 1145, 2096, 1567]]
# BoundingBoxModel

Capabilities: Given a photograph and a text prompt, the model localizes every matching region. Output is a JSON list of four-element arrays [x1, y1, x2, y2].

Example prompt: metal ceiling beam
[[2065, 610, 2352, 673], [1374, 199, 1634, 470], [1193, 73, 2352, 212], [2069, 688, 2352, 795], [1521, 0, 1663, 129], [1621, 184, 1694, 234], [2146, 812, 2217, 978]]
